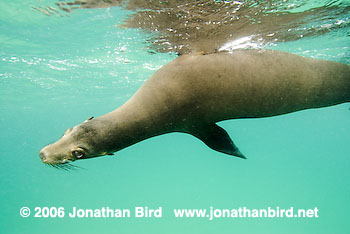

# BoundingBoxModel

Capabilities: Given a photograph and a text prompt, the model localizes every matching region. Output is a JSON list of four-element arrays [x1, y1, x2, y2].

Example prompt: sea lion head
[[39, 117, 114, 167]]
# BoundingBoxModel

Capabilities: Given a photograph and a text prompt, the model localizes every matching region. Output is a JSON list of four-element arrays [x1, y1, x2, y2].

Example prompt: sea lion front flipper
[[190, 123, 246, 159]]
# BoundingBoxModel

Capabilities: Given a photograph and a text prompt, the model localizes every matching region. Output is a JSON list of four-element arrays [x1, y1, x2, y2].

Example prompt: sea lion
[[39, 49, 349, 166]]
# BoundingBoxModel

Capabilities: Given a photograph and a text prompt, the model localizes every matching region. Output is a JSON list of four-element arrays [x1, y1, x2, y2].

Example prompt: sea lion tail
[[190, 123, 246, 159]]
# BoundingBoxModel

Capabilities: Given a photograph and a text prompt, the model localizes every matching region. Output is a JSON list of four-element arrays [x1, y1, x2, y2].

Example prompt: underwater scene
[[0, 0, 349, 233]]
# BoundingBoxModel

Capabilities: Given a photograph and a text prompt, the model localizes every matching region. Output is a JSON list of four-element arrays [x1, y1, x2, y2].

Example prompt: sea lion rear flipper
[[191, 123, 246, 159]]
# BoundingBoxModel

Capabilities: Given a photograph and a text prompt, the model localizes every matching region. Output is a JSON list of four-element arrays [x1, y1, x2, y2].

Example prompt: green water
[[1, 1, 349, 233]]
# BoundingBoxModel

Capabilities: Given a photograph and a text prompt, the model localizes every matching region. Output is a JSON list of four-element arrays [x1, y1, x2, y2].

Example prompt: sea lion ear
[[84, 116, 94, 123], [190, 123, 246, 159]]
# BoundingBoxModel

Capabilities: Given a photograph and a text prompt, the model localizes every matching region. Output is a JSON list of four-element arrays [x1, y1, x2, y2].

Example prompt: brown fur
[[39, 50, 349, 164]]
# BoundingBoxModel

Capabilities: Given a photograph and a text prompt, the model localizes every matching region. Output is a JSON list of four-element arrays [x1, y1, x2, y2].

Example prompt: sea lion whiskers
[[62, 163, 84, 171], [45, 160, 83, 171], [49, 163, 70, 171]]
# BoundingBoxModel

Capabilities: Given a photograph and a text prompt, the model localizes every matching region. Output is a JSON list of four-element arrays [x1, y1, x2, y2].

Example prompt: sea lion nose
[[39, 150, 47, 162]]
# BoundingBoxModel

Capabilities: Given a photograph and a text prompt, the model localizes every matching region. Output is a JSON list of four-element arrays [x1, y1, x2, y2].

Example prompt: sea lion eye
[[72, 150, 85, 159]]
